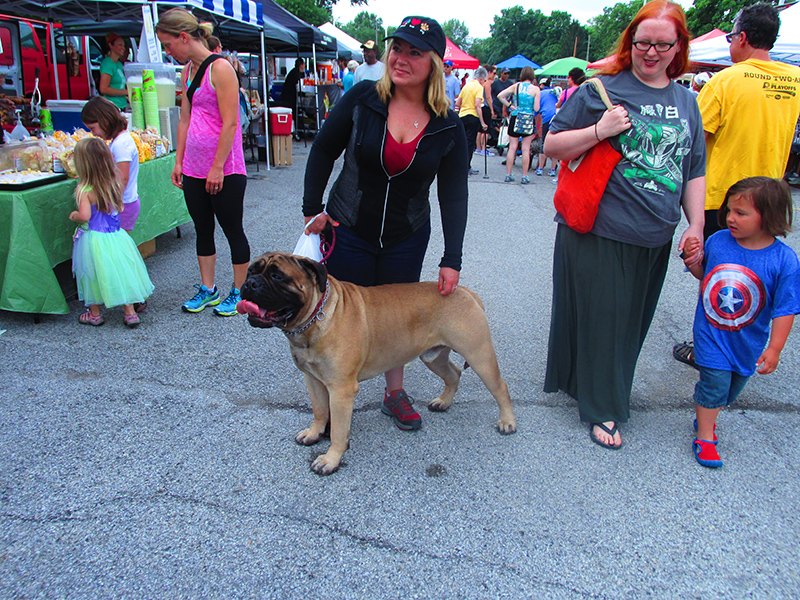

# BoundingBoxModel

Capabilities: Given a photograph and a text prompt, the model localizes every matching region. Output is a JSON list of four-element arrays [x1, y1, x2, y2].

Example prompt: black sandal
[[590, 422, 622, 450], [672, 341, 698, 369]]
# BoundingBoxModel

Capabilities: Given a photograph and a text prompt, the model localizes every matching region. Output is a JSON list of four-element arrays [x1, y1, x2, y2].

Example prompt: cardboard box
[[270, 135, 292, 166], [138, 238, 156, 259]]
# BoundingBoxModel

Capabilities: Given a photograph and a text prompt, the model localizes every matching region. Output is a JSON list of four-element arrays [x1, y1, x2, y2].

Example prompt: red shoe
[[381, 389, 421, 431], [694, 438, 723, 468]]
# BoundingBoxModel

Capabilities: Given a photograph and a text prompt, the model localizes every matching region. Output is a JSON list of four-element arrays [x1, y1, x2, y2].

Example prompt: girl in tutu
[[70, 137, 154, 328]]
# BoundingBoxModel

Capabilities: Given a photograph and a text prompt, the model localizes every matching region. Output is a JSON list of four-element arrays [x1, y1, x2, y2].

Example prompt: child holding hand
[[681, 177, 800, 468], [70, 137, 154, 328]]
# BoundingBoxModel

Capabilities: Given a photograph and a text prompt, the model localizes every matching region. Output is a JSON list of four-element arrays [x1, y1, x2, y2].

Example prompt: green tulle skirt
[[72, 228, 154, 308]]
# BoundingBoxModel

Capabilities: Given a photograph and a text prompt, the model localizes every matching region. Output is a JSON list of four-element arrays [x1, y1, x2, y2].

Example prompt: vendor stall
[[0, 154, 189, 315]]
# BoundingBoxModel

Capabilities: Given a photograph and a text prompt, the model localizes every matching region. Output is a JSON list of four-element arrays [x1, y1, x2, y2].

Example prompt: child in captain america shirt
[[682, 177, 800, 468]]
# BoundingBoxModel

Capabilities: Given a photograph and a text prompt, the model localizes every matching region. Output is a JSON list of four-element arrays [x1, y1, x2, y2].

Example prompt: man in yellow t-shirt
[[673, 2, 800, 369], [456, 66, 488, 175], [698, 3, 800, 238]]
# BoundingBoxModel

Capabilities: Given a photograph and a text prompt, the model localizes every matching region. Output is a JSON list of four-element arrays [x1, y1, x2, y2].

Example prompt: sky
[[331, 0, 695, 42]]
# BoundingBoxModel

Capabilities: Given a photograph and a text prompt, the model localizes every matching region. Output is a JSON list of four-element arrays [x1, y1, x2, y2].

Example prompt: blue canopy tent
[[496, 54, 540, 70]]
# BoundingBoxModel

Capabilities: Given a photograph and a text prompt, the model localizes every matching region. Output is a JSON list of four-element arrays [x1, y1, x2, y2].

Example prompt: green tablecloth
[[0, 154, 190, 315]]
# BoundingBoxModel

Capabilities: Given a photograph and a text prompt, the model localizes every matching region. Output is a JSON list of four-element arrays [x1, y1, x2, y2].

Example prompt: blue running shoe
[[214, 286, 242, 317], [182, 284, 220, 313]]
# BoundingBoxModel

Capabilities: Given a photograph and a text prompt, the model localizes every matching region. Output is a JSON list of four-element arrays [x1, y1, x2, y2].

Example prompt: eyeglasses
[[631, 40, 678, 52], [725, 31, 742, 43]]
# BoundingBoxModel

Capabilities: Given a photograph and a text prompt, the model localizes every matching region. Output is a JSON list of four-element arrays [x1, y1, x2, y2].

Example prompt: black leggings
[[182, 174, 250, 264]]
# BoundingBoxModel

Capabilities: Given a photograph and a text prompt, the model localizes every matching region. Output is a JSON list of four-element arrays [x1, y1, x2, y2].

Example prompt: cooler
[[47, 100, 87, 132], [269, 106, 293, 135]]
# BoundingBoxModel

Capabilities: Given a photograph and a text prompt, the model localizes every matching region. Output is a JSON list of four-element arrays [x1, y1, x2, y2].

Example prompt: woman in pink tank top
[[156, 8, 250, 317]]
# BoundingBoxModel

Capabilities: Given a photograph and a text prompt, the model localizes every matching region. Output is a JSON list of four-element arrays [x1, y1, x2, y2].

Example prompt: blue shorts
[[324, 221, 431, 287], [693, 366, 750, 409]]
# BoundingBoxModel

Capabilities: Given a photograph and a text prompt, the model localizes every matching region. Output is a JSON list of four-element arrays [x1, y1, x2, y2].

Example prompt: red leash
[[319, 225, 336, 263]]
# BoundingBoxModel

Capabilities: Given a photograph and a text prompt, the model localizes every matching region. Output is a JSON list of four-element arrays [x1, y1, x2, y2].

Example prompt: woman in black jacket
[[303, 15, 469, 431]]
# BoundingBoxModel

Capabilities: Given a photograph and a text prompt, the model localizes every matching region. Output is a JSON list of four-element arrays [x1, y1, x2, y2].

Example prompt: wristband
[[595, 122, 601, 141]]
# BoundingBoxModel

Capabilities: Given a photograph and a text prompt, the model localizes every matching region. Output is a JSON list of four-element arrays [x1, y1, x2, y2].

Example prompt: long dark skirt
[[544, 224, 671, 424]]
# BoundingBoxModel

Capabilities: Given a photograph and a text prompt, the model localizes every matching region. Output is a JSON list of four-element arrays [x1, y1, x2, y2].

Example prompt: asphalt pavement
[[2, 142, 800, 599]]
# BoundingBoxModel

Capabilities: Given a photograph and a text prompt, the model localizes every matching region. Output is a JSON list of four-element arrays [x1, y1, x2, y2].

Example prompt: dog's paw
[[427, 398, 452, 412], [295, 428, 323, 446], [311, 453, 341, 475], [496, 419, 517, 435]]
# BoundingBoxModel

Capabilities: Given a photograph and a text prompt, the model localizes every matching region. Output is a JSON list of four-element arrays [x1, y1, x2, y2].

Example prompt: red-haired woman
[[542, 0, 706, 450]]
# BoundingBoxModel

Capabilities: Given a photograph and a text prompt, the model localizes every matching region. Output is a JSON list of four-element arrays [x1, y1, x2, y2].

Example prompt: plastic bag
[[293, 214, 324, 262], [293, 231, 323, 262]]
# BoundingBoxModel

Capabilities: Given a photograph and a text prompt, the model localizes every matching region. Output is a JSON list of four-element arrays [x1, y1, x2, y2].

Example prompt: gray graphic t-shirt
[[550, 70, 706, 247]]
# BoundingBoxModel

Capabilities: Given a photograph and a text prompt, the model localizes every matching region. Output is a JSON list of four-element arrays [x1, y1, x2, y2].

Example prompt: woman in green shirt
[[99, 33, 128, 110]]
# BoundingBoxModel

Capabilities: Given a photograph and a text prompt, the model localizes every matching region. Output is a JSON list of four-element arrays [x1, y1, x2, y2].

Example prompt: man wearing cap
[[354, 40, 385, 84], [672, 2, 800, 368], [491, 67, 513, 118], [443, 60, 461, 109]]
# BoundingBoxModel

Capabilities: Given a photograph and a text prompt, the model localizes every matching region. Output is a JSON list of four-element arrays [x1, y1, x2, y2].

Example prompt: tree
[[339, 11, 386, 46], [276, 0, 332, 26], [587, 0, 644, 61], [442, 19, 470, 52], [468, 37, 495, 65], [277, 0, 367, 27], [475, 6, 588, 66], [685, 0, 761, 37]]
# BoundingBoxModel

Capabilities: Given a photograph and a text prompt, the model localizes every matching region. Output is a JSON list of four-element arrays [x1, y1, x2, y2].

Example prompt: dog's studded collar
[[284, 281, 330, 336]]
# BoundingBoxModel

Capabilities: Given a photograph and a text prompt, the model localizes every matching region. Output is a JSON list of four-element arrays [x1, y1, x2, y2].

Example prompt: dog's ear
[[299, 257, 328, 293]]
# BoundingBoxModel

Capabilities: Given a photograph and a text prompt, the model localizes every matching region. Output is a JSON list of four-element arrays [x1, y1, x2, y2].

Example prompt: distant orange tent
[[587, 28, 727, 69], [443, 38, 479, 69]]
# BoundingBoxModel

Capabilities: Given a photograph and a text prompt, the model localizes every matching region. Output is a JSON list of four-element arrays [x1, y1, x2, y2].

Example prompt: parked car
[[0, 13, 104, 102]]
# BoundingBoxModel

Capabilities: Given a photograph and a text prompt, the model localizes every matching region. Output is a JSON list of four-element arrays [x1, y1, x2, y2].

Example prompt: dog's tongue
[[237, 300, 267, 318]]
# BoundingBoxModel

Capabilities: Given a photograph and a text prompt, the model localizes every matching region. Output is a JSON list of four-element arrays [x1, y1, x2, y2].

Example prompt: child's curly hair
[[718, 176, 794, 237]]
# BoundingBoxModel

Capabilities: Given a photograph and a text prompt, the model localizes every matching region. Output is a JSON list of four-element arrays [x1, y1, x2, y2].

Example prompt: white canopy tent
[[318, 22, 363, 62], [690, 2, 800, 66]]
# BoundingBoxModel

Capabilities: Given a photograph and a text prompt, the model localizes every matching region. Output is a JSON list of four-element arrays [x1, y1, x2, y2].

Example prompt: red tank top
[[384, 127, 426, 176]]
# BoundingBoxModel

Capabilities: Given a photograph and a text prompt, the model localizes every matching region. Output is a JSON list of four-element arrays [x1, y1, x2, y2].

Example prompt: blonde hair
[[376, 50, 449, 117], [155, 8, 214, 40], [73, 137, 123, 215]]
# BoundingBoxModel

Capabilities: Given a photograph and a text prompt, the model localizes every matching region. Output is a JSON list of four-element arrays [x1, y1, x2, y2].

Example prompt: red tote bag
[[553, 78, 622, 234]]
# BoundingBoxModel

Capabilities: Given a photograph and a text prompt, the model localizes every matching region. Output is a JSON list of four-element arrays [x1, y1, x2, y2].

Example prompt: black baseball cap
[[384, 16, 446, 59]]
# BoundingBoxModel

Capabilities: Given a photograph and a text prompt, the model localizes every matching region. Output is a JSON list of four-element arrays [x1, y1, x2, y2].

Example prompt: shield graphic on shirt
[[702, 263, 766, 332]]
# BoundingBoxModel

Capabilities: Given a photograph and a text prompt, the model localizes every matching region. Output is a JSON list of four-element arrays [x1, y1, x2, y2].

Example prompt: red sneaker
[[381, 389, 422, 431], [694, 438, 723, 468]]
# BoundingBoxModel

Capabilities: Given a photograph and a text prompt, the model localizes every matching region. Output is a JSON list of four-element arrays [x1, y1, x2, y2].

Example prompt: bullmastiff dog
[[238, 251, 517, 475]]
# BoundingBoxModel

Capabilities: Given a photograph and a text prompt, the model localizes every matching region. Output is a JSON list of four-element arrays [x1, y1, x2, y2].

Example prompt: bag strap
[[186, 53, 224, 105], [585, 77, 614, 111]]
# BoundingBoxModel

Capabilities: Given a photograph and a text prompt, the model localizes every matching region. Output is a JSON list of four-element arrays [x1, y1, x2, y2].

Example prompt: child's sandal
[[123, 313, 140, 328], [79, 310, 104, 326]]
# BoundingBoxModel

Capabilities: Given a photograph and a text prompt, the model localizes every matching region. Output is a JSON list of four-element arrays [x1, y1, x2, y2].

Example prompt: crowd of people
[[66, 3, 800, 471]]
